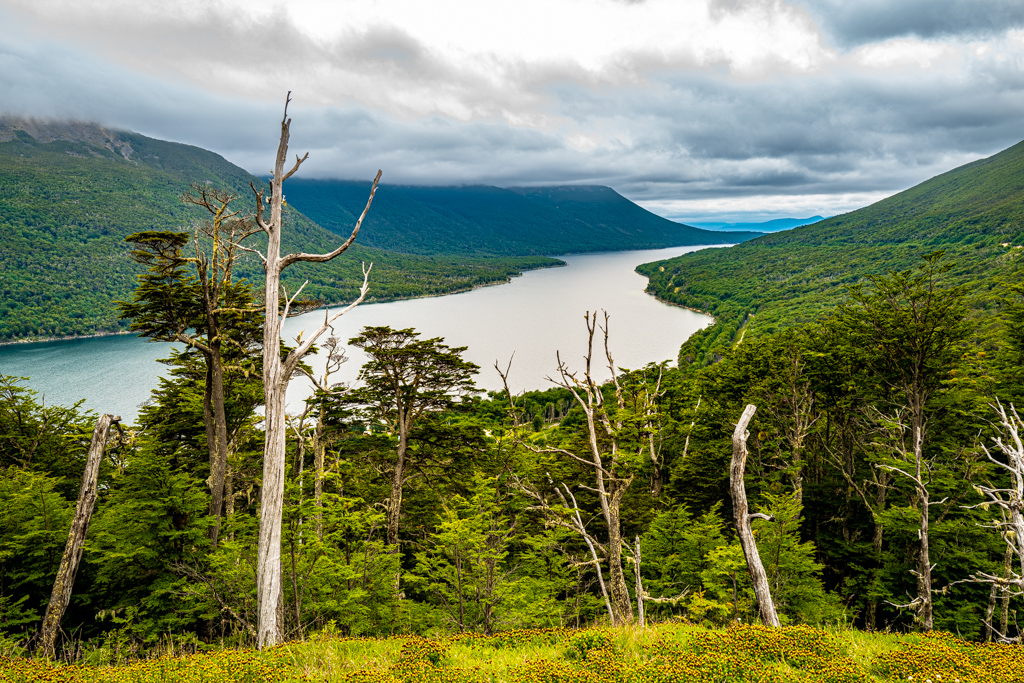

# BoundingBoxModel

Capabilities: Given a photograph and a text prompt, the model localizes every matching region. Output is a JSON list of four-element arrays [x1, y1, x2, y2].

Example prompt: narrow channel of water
[[0, 245, 719, 423]]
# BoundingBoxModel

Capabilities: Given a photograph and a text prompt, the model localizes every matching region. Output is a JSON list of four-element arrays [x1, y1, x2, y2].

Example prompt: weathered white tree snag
[[499, 312, 655, 626], [38, 413, 120, 658], [252, 93, 380, 648], [634, 535, 645, 627], [965, 402, 1024, 627], [729, 403, 780, 627]]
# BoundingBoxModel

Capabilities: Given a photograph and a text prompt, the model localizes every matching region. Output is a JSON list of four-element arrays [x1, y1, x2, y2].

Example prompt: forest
[[5, 120, 1024, 683], [4, 244, 1024, 657]]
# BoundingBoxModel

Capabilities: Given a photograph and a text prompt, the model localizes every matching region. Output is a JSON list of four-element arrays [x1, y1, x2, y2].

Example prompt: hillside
[[283, 179, 760, 255], [0, 118, 559, 342], [638, 139, 1024, 359]]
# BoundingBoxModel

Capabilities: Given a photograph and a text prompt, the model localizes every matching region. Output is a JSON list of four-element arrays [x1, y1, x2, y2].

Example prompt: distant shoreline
[[0, 260, 569, 348], [0, 329, 136, 348]]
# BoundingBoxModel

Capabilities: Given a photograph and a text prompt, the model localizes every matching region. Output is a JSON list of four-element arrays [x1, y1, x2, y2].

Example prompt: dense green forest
[[5, 127, 1024, 667], [638, 139, 1024, 364], [0, 119, 559, 342], [284, 180, 760, 255], [3, 248, 1024, 657]]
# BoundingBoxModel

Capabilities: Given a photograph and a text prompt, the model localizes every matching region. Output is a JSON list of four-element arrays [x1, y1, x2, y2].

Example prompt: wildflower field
[[2, 625, 1023, 683]]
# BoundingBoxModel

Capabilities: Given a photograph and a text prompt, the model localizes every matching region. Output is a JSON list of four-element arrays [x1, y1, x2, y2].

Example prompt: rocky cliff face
[[0, 116, 134, 159]]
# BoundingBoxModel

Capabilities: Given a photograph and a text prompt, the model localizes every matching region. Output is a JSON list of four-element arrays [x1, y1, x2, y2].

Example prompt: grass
[[3, 624, 1024, 683]]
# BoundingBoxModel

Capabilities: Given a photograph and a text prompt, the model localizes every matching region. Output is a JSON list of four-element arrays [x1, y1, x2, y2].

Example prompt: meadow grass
[[2, 623, 1023, 683]]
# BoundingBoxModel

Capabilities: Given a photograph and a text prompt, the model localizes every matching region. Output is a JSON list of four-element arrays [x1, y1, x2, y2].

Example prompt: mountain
[[283, 180, 761, 255], [638, 139, 1024, 360], [688, 216, 824, 232], [0, 118, 558, 343]]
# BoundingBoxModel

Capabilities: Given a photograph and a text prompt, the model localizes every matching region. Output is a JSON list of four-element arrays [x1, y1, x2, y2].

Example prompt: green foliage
[[640, 504, 728, 620], [0, 468, 74, 634]]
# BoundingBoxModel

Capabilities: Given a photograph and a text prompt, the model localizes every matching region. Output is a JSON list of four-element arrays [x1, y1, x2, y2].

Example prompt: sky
[[1, 0, 1023, 224]]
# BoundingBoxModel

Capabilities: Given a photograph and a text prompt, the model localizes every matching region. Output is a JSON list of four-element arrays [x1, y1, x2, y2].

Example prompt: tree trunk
[[254, 96, 377, 648], [255, 103, 293, 648], [986, 583, 999, 642], [225, 461, 235, 541], [605, 494, 633, 625], [730, 404, 780, 627], [387, 433, 407, 548], [912, 412, 933, 631], [1001, 539, 1013, 637], [314, 418, 325, 541], [38, 414, 118, 658], [866, 480, 888, 631], [387, 430, 407, 595], [209, 349, 229, 548], [257, 378, 288, 647], [916, 489, 933, 631], [634, 535, 645, 627]]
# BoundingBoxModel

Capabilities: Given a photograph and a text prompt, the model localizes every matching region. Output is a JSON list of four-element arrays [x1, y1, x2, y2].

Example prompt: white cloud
[[1, 0, 1023, 223]]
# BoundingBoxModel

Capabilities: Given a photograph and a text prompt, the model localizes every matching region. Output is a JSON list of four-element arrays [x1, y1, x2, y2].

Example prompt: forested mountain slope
[[638, 139, 1024, 360], [0, 118, 557, 342], [284, 179, 760, 255]]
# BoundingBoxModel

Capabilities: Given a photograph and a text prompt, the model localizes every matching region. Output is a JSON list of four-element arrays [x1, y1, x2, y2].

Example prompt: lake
[[0, 245, 719, 423]]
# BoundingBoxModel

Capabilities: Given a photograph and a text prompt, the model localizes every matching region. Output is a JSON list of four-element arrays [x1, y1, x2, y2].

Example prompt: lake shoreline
[[0, 259, 569, 349], [1, 246, 716, 423]]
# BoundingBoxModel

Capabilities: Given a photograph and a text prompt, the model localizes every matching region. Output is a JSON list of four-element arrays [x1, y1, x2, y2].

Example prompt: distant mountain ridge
[[688, 216, 824, 233], [638, 139, 1024, 361], [284, 180, 761, 256], [0, 117, 558, 342]]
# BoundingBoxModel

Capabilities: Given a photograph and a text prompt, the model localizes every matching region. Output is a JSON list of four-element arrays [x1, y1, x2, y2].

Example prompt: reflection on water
[[0, 245, 720, 424]]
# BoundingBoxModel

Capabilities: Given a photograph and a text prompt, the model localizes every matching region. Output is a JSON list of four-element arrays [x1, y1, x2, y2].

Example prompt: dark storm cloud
[[795, 0, 1024, 46]]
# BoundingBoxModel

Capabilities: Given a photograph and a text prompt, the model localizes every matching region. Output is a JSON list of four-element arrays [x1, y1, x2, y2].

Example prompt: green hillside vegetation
[[284, 180, 760, 255], [0, 119, 558, 342], [638, 139, 1024, 362]]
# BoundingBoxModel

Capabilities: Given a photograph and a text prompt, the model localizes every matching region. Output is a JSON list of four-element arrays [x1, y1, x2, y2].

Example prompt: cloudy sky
[[2, 0, 1023, 223]]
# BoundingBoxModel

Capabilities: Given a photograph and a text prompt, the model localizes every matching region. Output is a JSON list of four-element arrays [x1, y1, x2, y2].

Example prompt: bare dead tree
[[251, 93, 380, 647], [38, 414, 121, 658], [757, 345, 817, 505], [634, 535, 645, 627], [873, 407, 946, 631], [729, 404, 780, 627], [964, 402, 1024, 630], [498, 311, 660, 625], [294, 335, 349, 541]]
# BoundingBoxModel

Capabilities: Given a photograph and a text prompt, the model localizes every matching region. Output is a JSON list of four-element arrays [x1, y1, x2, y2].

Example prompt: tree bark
[[634, 535, 645, 627], [605, 490, 633, 625], [208, 347, 229, 547], [254, 96, 378, 647], [38, 414, 118, 658], [387, 431, 407, 548], [730, 404, 780, 627], [912, 408, 933, 631], [386, 429, 407, 595], [314, 418, 325, 542]]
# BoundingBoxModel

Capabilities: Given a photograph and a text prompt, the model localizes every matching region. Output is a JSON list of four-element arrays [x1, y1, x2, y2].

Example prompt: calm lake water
[[0, 246, 719, 423]]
